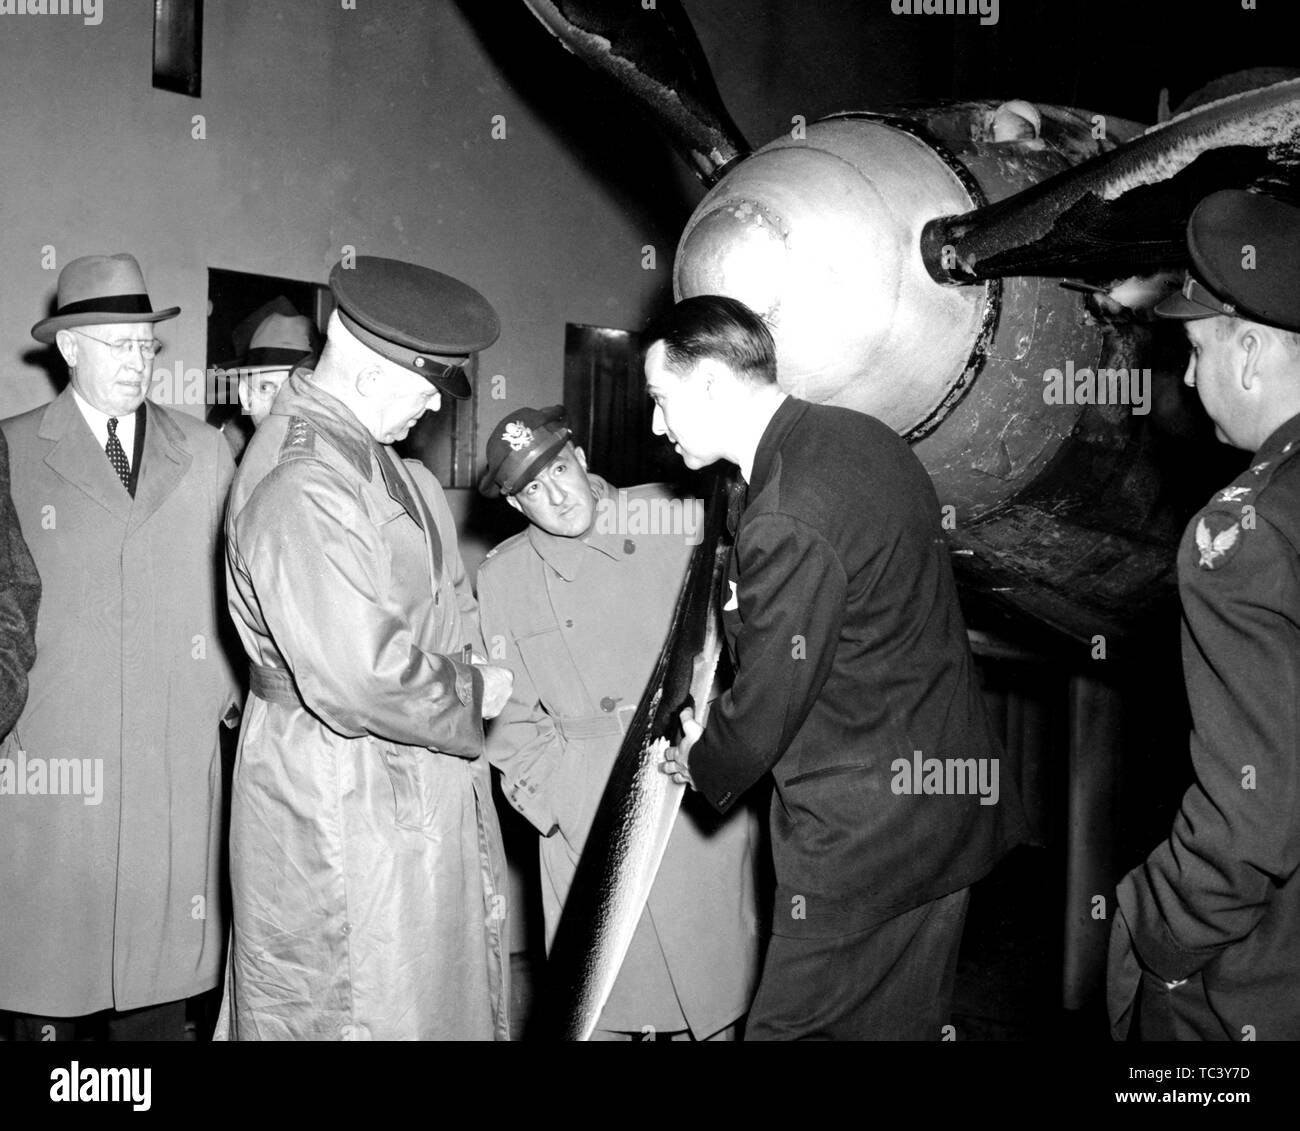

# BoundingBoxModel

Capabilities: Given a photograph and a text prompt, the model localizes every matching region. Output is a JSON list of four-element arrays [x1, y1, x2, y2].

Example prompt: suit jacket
[[0, 427, 40, 736], [479, 478, 762, 1036], [0, 388, 239, 1014], [1110, 411, 1300, 1041], [691, 397, 1027, 938]]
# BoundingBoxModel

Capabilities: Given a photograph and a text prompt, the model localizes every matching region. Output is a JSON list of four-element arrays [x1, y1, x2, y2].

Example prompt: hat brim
[[32, 306, 181, 345], [478, 432, 570, 499], [215, 347, 314, 373], [429, 366, 473, 400], [1153, 292, 1220, 321]]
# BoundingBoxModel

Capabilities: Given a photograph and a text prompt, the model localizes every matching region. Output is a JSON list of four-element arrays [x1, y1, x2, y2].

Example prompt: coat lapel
[[129, 401, 192, 535], [38, 388, 133, 523]]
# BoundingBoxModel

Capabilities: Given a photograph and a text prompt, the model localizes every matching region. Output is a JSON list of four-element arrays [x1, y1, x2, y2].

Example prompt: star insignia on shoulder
[[1284, 442, 1295, 454], [1217, 485, 1252, 503], [502, 421, 534, 451], [1195, 516, 1242, 570]]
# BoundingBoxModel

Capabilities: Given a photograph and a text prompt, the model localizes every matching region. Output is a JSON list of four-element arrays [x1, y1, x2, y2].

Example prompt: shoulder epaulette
[[483, 529, 529, 562], [277, 417, 318, 464]]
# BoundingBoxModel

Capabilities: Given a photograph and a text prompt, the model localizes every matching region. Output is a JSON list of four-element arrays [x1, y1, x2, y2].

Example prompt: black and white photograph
[[0, 0, 1296, 1113]]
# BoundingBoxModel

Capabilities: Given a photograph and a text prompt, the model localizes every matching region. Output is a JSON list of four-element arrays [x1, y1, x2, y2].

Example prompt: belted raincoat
[[216, 372, 508, 1041]]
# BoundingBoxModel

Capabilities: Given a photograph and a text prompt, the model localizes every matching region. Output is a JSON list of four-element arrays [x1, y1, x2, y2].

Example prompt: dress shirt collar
[[71, 387, 138, 465]]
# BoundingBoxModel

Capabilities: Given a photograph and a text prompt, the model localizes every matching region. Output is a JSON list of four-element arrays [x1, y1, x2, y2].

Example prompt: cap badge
[[503, 422, 534, 451]]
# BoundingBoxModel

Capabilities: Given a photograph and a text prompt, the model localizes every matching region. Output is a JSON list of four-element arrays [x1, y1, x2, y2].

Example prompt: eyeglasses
[[73, 330, 162, 360]]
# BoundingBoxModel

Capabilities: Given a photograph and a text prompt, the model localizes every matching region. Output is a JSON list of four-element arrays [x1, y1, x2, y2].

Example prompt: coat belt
[[248, 662, 302, 707]]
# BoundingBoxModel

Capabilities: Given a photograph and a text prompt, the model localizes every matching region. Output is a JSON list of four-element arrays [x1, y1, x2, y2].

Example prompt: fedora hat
[[217, 297, 321, 373], [32, 253, 180, 344]]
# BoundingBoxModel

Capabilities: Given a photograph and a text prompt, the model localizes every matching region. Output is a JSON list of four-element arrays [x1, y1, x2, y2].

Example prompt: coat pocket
[[381, 744, 434, 834], [782, 761, 871, 788], [516, 628, 590, 721]]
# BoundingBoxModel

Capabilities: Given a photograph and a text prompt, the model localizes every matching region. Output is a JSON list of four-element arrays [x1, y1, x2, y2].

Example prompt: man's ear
[[354, 365, 384, 398], [574, 445, 588, 472], [1238, 326, 1264, 391], [236, 374, 254, 415], [54, 329, 79, 369], [700, 357, 727, 399], [506, 495, 522, 514]]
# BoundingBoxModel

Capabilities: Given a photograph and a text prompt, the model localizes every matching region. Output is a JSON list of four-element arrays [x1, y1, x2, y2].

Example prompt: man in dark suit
[[649, 294, 1026, 1040], [0, 428, 40, 738], [1, 253, 239, 1041]]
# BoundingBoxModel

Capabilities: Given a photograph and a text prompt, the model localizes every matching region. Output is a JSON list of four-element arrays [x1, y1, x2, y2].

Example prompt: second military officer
[[477, 406, 762, 1040], [1110, 190, 1300, 1041]]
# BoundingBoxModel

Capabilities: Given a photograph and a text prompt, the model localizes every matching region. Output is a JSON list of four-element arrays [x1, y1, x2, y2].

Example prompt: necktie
[[106, 417, 132, 494]]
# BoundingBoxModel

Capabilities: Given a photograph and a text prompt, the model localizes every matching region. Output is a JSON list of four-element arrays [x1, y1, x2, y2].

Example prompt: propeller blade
[[923, 78, 1300, 283], [521, 0, 750, 185]]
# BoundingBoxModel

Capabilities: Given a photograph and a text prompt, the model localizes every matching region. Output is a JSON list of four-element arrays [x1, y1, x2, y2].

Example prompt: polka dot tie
[[106, 417, 132, 493]]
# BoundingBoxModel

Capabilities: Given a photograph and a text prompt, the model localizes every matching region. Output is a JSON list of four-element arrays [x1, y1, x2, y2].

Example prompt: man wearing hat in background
[[0, 253, 240, 1040], [217, 256, 515, 1040], [477, 406, 761, 1040], [1109, 190, 1300, 1041], [208, 296, 321, 461]]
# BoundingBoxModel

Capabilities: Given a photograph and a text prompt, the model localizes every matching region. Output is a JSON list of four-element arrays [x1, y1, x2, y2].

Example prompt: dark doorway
[[563, 323, 679, 488]]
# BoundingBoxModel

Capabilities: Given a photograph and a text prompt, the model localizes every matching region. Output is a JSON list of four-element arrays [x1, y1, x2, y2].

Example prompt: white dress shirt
[[72, 388, 136, 469]]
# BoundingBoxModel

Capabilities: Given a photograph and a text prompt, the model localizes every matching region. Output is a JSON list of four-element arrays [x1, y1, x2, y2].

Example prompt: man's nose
[[544, 477, 567, 505], [122, 346, 148, 372], [651, 404, 665, 435], [1183, 353, 1196, 388]]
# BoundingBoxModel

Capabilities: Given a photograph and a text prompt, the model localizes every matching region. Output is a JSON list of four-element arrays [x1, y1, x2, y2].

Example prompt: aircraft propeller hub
[[674, 118, 988, 435]]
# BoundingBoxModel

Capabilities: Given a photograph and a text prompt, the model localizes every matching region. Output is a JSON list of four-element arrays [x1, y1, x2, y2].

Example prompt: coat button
[[600, 696, 618, 712], [565, 618, 574, 627], [624, 539, 636, 554]]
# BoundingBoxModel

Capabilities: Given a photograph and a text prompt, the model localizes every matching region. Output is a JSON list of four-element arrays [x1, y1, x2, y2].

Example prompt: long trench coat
[[217, 373, 508, 1041], [478, 478, 762, 1037], [1, 391, 238, 1015]]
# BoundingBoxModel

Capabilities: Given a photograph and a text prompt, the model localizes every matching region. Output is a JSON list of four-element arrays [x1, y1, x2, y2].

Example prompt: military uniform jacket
[[690, 397, 1027, 939], [217, 373, 508, 1041], [1, 391, 238, 1014], [1111, 411, 1300, 1040], [478, 478, 761, 1036]]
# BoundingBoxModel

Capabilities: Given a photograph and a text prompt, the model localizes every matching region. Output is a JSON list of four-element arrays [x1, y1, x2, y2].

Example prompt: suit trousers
[[5, 999, 188, 1041], [747, 887, 970, 1040]]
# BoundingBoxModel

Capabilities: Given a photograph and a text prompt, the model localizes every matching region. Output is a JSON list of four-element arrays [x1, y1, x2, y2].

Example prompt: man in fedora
[[1109, 191, 1300, 1041], [209, 296, 321, 461], [0, 253, 240, 1040], [476, 406, 762, 1040], [217, 256, 514, 1040]]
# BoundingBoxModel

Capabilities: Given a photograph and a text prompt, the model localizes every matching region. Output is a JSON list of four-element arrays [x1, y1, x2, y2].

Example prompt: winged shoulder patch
[[1194, 514, 1243, 570]]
